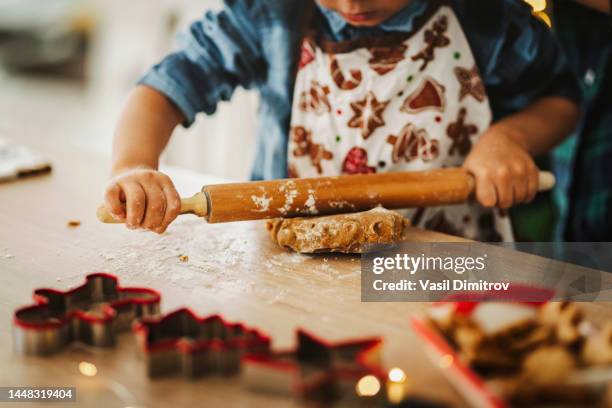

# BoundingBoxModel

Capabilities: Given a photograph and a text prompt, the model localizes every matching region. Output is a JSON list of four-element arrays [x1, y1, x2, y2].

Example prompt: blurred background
[[0, 0, 549, 182], [0, 0, 258, 181]]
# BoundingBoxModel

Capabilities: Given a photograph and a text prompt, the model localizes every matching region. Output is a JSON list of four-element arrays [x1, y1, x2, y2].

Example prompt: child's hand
[[463, 128, 539, 209], [104, 168, 181, 233]]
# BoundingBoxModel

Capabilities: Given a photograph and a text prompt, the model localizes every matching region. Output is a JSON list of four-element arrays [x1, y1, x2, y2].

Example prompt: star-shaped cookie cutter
[[133, 308, 272, 378], [13, 273, 161, 355], [242, 329, 386, 402]]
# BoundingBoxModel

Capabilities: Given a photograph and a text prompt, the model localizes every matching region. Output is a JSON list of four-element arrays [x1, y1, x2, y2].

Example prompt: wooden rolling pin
[[97, 168, 555, 224]]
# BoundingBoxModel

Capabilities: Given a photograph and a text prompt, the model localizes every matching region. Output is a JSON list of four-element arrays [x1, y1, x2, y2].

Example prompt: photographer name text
[[372, 279, 510, 292]]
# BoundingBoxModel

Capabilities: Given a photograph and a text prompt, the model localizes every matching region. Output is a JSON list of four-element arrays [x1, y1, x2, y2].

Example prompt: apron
[[288, 2, 513, 242]]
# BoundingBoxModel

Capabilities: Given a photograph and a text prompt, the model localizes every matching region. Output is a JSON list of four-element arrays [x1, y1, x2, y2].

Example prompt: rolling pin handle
[[181, 192, 209, 217], [96, 204, 123, 224], [537, 171, 556, 192], [96, 192, 209, 224], [466, 170, 555, 194]]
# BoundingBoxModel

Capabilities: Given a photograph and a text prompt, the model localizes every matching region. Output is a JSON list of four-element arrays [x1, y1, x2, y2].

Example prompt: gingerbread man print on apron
[[288, 1, 513, 242]]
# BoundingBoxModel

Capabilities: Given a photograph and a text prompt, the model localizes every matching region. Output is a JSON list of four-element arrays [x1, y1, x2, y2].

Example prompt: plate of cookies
[[412, 288, 612, 407]]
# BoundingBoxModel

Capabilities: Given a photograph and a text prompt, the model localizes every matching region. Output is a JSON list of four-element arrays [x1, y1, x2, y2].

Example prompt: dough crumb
[[67, 220, 81, 228], [266, 207, 409, 254]]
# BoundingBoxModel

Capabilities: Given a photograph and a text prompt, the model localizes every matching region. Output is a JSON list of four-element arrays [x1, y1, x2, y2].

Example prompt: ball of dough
[[265, 207, 409, 254]]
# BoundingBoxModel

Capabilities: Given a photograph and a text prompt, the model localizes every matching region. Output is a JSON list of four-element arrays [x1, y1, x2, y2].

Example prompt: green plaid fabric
[[551, 1, 612, 241]]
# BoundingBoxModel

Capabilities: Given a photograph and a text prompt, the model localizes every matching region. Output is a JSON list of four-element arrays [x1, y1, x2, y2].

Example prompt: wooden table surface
[[1, 139, 610, 408], [0, 139, 470, 408]]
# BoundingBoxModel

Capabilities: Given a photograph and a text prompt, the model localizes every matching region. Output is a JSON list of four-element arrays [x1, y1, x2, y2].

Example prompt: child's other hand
[[463, 128, 539, 209], [104, 168, 181, 233]]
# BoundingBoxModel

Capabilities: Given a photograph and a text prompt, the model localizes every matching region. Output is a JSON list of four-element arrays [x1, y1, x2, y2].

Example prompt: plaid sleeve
[[139, 0, 265, 126], [477, 1, 582, 119]]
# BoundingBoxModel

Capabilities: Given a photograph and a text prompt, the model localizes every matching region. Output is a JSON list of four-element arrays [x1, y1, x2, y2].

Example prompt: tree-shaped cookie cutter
[[133, 308, 272, 378], [13, 273, 161, 355], [242, 329, 386, 402]]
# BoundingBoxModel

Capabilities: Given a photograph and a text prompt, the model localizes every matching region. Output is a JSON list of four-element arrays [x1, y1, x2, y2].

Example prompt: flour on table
[[97, 216, 361, 308], [98, 219, 258, 293]]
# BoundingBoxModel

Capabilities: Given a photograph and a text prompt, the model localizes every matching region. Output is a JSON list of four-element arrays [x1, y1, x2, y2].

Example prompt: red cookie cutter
[[13, 273, 161, 355], [242, 329, 386, 402], [133, 308, 271, 378]]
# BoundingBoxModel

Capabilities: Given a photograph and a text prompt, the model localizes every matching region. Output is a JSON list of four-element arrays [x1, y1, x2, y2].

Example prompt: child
[[104, 0, 579, 241]]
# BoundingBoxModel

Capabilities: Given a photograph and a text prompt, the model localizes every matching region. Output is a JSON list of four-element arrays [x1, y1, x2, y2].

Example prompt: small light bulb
[[356, 375, 381, 397], [525, 0, 546, 12], [78, 361, 98, 377], [388, 367, 406, 383]]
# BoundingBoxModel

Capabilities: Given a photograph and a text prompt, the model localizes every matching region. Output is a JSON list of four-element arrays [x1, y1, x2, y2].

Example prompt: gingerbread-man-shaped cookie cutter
[[133, 308, 271, 378], [13, 273, 161, 355], [242, 329, 386, 402]]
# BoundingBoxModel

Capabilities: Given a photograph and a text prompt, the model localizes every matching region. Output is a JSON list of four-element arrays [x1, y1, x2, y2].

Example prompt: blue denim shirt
[[140, 0, 580, 181]]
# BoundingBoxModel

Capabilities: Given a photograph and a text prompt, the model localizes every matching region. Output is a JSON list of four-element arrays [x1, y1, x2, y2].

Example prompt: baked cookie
[[265, 207, 409, 254]]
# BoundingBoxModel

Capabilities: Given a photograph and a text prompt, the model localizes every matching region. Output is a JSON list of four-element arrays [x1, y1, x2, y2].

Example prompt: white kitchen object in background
[[87, 0, 258, 181], [0, 0, 258, 182]]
